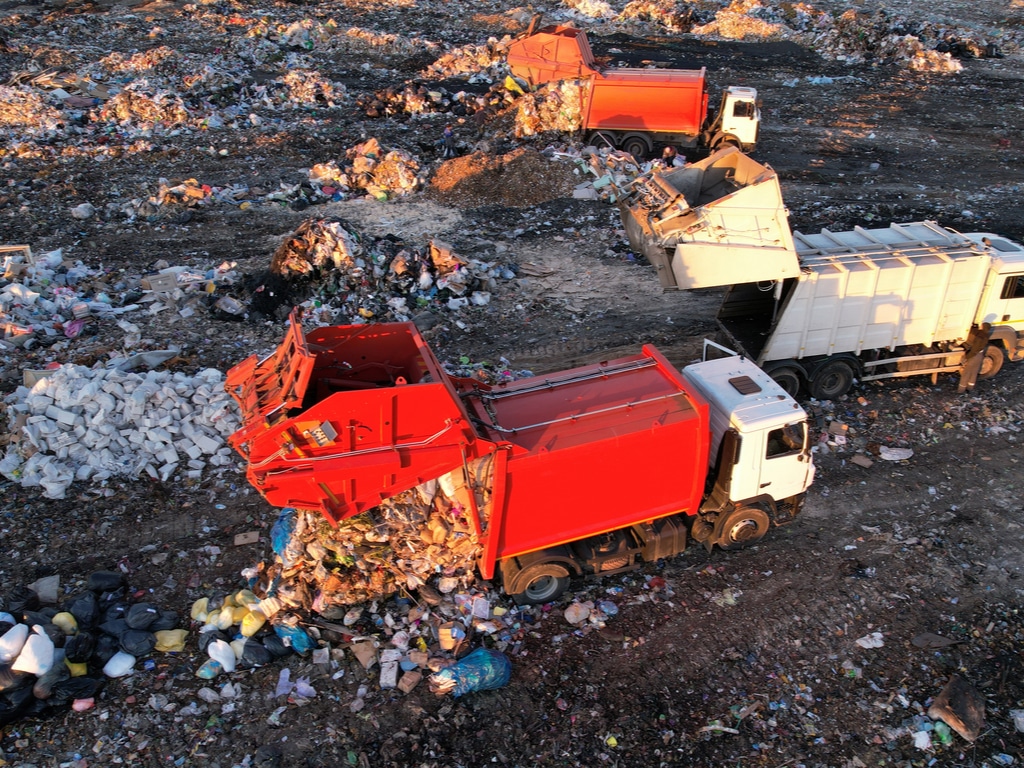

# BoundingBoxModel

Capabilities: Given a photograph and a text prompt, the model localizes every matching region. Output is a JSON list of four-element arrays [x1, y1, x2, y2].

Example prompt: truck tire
[[589, 131, 617, 151], [765, 366, 802, 397], [622, 135, 650, 160], [711, 134, 740, 151], [809, 359, 855, 400], [512, 563, 570, 605], [976, 344, 1005, 380], [716, 506, 770, 550]]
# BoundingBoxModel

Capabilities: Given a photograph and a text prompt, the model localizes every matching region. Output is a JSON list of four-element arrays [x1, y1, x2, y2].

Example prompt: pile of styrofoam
[[0, 365, 241, 499]]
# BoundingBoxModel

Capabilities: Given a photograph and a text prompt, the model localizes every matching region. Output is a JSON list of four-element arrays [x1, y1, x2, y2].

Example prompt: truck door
[[990, 273, 1024, 326], [757, 421, 813, 502]]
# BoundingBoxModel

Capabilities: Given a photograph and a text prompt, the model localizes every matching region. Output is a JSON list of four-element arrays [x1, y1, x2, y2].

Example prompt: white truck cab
[[683, 354, 815, 504], [715, 86, 760, 152]]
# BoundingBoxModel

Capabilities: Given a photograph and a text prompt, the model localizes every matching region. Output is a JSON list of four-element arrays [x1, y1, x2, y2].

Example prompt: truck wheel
[[976, 345, 1004, 379], [809, 359, 855, 400], [716, 506, 770, 550], [622, 136, 650, 160], [590, 131, 617, 151], [512, 563, 570, 605], [766, 366, 801, 397]]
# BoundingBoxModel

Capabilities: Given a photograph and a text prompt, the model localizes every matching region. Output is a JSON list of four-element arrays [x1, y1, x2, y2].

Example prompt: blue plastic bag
[[273, 623, 315, 655], [429, 648, 511, 697], [270, 508, 305, 568]]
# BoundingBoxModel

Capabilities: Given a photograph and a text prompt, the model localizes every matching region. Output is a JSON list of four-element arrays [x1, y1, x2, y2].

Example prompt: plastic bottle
[[102, 651, 136, 678]]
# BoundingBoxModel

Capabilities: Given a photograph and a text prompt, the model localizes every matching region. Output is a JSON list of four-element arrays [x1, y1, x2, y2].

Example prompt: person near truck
[[659, 145, 685, 169]]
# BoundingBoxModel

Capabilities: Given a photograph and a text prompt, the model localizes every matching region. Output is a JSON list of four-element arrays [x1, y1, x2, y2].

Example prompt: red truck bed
[[453, 351, 709, 562], [227, 313, 710, 577], [585, 69, 708, 136]]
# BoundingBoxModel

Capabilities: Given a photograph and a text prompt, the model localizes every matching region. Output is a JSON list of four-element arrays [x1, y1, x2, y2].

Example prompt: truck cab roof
[[681, 355, 807, 433], [964, 232, 1024, 272]]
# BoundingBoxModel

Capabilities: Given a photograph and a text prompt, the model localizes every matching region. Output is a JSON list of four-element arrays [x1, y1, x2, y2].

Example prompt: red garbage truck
[[226, 310, 814, 603], [506, 21, 760, 159]]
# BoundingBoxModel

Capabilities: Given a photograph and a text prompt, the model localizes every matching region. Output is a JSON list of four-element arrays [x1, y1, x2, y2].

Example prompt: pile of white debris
[[1, 364, 241, 499]]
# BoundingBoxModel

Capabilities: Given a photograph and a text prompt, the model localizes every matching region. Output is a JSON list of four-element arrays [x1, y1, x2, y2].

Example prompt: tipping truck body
[[227, 310, 814, 604], [506, 23, 759, 159], [618, 148, 1024, 399]]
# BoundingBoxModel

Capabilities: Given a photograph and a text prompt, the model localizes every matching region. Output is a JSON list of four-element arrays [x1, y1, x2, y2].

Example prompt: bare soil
[[1, 1, 1023, 767]]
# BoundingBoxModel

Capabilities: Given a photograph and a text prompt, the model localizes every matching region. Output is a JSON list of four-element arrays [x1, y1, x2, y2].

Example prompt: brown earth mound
[[426, 146, 579, 207]]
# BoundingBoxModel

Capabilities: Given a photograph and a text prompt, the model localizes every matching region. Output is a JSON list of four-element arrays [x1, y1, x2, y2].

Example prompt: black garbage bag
[[99, 619, 128, 638], [22, 609, 56, 627], [98, 588, 128, 612], [37, 623, 65, 648], [21, 611, 49, 627], [87, 571, 123, 593], [64, 631, 96, 664], [49, 676, 103, 705], [0, 663, 32, 693], [150, 610, 179, 632], [102, 601, 129, 623], [68, 592, 99, 630], [92, 634, 120, 666], [197, 629, 228, 654], [6, 587, 39, 615], [262, 633, 294, 659], [237, 639, 272, 669], [32, 651, 69, 700], [125, 603, 160, 630], [0, 685, 35, 727], [119, 630, 156, 657]]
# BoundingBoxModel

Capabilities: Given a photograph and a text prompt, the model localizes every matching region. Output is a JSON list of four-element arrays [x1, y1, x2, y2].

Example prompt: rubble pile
[[0, 363, 241, 498], [97, 84, 192, 128], [515, 80, 585, 138], [619, 0, 699, 32], [263, 218, 512, 322], [0, 86, 64, 133], [250, 466, 491, 614], [692, 0, 796, 41], [809, 9, 967, 69], [0, 570, 185, 727], [418, 39, 511, 80]]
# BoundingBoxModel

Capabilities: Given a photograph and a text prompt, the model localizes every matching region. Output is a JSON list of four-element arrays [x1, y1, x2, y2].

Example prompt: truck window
[[766, 423, 804, 458], [1000, 275, 1024, 300], [732, 101, 753, 118]]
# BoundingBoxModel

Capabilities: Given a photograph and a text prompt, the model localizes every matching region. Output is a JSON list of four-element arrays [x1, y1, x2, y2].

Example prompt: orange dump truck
[[506, 22, 760, 159], [226, 311, 814, 603]]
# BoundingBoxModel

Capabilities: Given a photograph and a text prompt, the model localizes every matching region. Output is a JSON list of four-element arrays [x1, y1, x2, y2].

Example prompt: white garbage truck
[[619, 147, 1024, 399]]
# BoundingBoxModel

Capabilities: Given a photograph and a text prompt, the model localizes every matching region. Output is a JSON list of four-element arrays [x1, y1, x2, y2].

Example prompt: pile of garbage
[[0, 241, 248, 357], [515, 80, 584, 138], [248, 459, 493, 615], [807, 9, 968, 70], [0, 363, 241, 498], [0, 570, 186, 727], [260, 218, 512, 323]]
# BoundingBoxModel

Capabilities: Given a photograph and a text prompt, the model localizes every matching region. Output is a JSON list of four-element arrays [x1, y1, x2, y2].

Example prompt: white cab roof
[[682, 356, 806, 432]]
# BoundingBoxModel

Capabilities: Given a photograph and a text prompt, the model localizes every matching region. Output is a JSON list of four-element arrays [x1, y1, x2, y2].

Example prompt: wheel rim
[[727, 518, 761, 544], [812, 361, 853, 399], [525, 576, 558, 602]]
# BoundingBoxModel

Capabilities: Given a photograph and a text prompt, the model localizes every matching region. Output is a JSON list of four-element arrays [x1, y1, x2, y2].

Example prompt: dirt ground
[[1, 0, 1024, 766]]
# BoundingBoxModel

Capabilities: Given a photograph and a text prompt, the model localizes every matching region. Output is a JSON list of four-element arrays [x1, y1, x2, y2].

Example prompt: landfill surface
[[1, 0, 1024, 765]]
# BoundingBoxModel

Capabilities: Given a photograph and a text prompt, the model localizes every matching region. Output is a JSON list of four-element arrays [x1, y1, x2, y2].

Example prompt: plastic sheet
[[428, 648, 511, 697]]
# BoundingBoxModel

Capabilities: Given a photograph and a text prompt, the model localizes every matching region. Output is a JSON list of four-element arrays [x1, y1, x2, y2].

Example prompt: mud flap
[[690, 516, 716, 553], [958, 323, 992, 393]]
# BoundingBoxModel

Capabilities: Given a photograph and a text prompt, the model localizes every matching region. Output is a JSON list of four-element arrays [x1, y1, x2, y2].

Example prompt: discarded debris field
[[1, 0, 1023, 766]]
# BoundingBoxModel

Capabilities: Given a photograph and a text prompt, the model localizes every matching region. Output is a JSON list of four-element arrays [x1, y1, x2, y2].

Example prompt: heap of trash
[[0, 364, 241, 498], [257, 218, 513, 323], [0, 570, 186, 727]]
